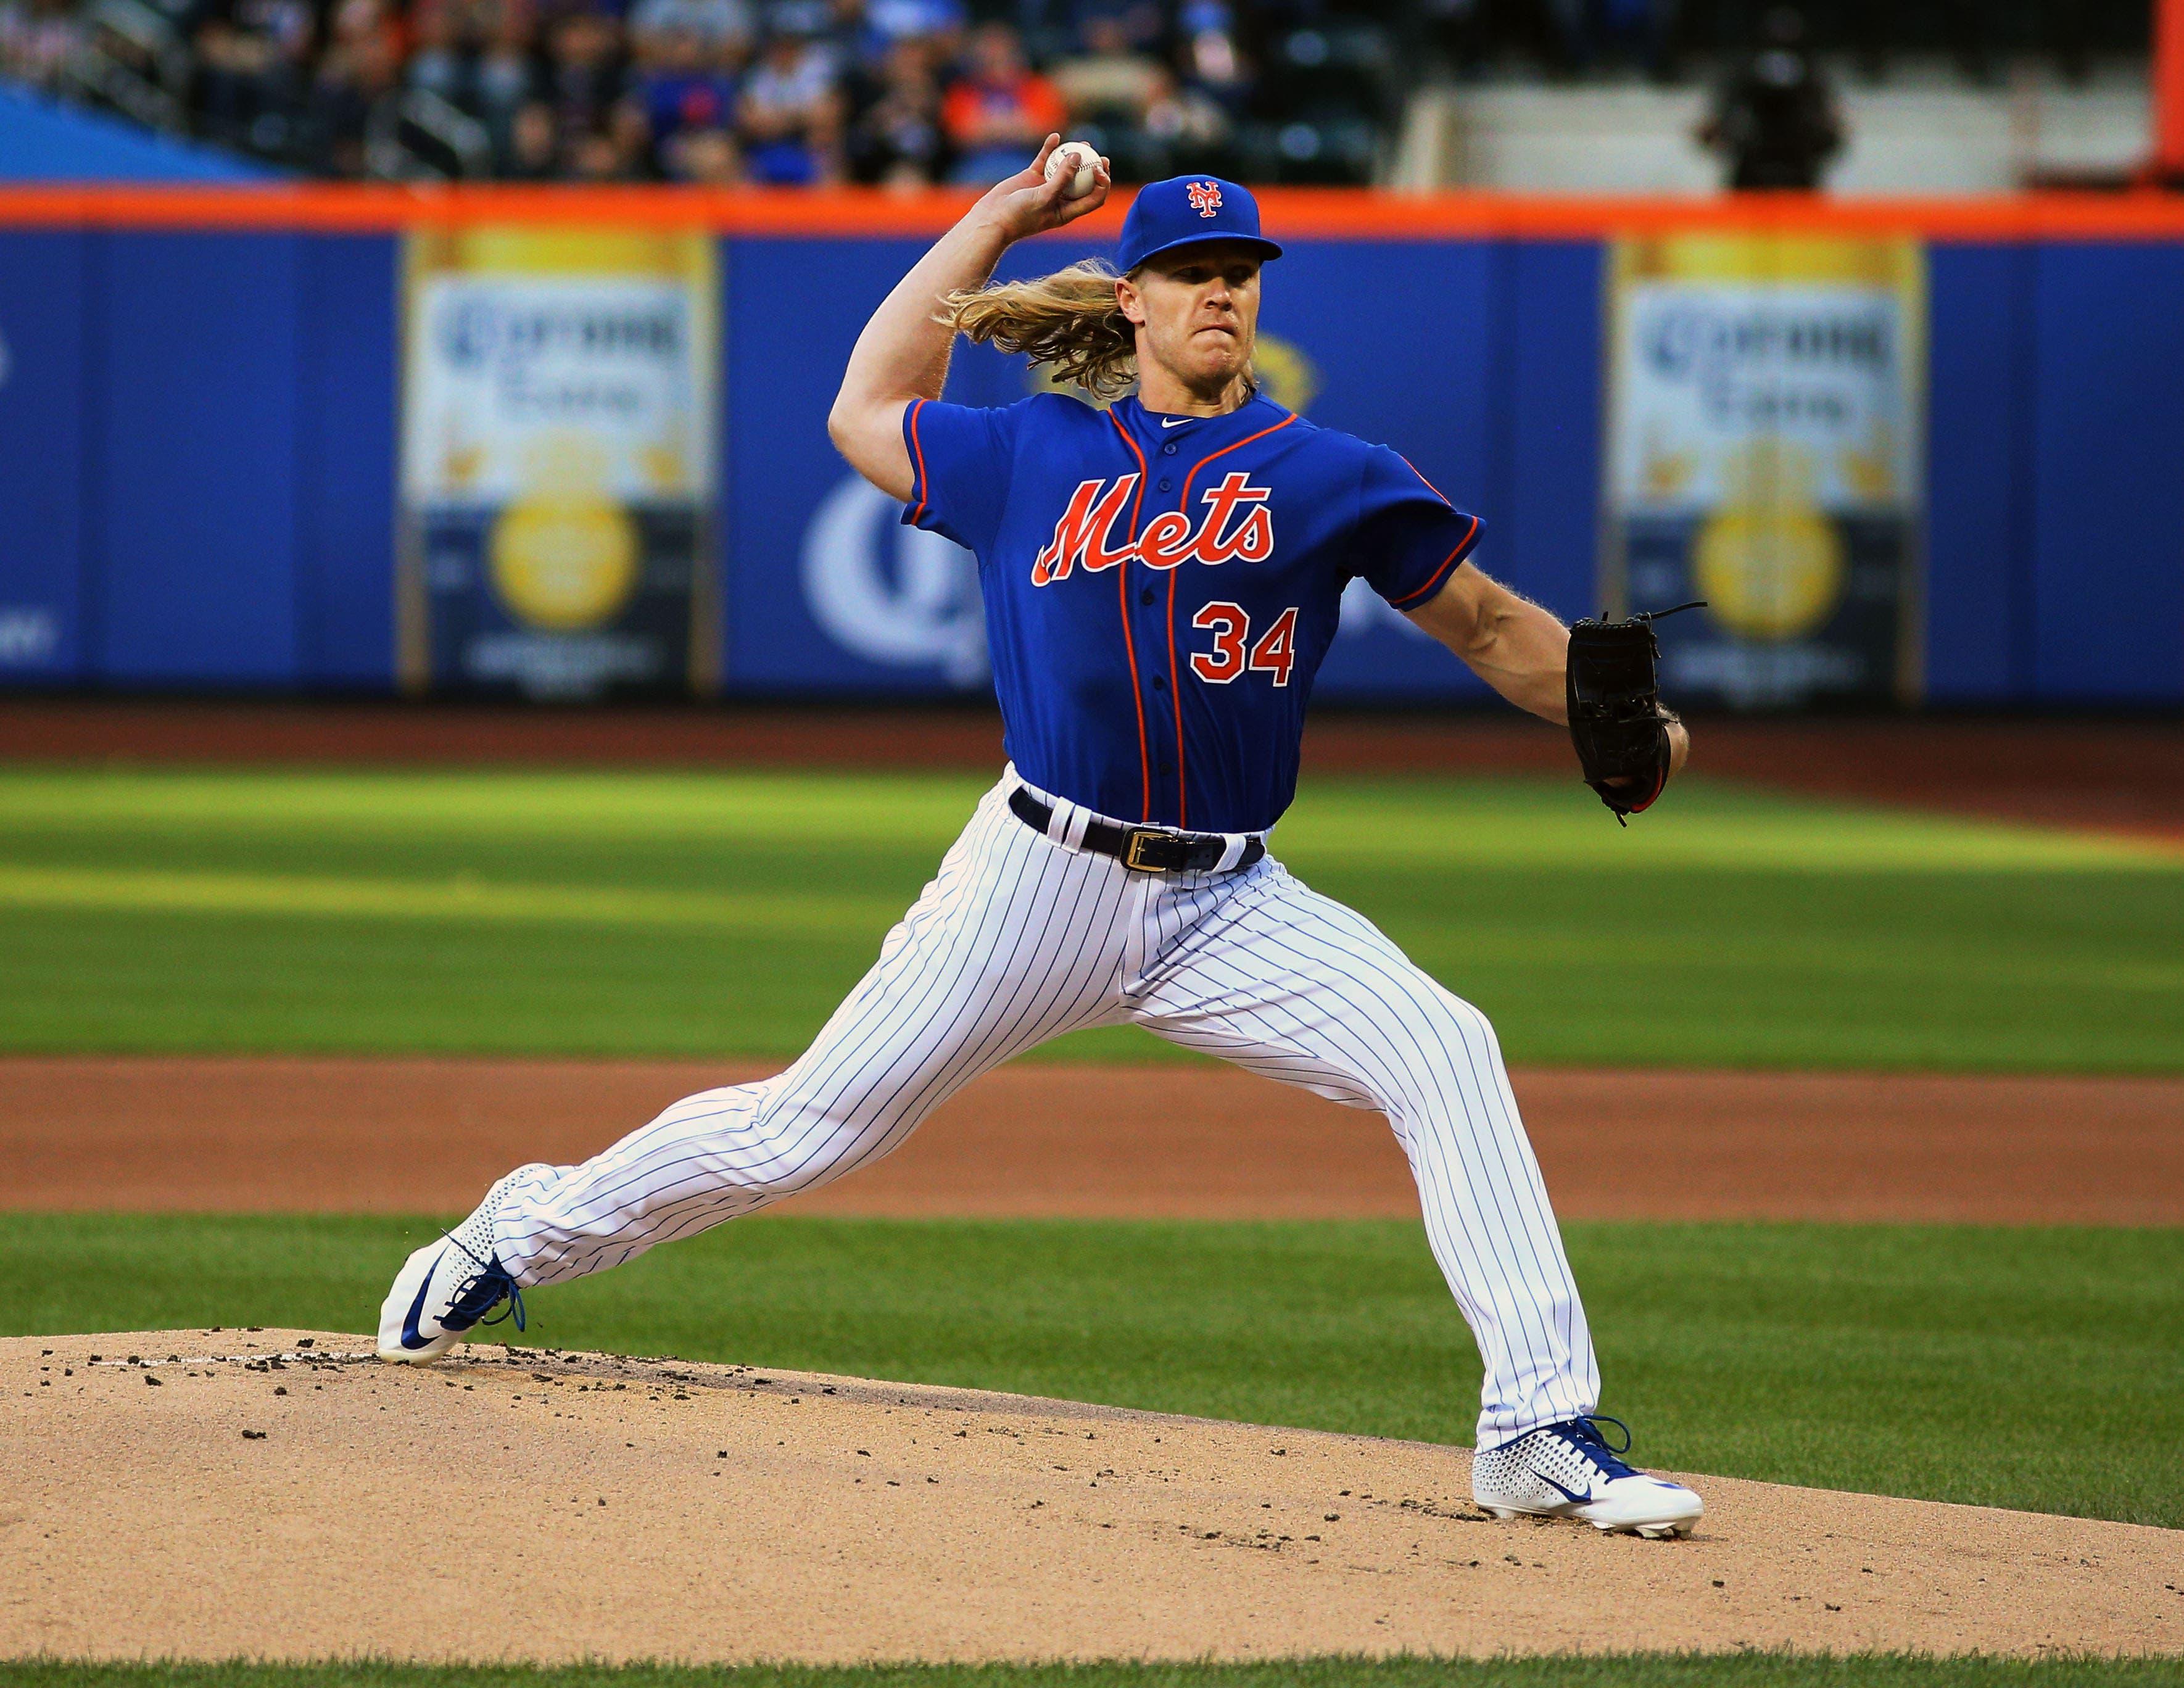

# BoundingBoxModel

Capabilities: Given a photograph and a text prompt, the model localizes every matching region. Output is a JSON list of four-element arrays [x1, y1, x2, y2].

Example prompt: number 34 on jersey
[[1191, 603, 1297, 687]]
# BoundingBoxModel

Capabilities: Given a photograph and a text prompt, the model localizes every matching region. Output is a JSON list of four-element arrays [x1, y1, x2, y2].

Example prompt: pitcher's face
[[1119, 241, 1262, 398]]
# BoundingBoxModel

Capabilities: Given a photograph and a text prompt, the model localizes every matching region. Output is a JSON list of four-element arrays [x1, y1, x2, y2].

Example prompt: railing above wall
[[4, 183, 2184, 239]]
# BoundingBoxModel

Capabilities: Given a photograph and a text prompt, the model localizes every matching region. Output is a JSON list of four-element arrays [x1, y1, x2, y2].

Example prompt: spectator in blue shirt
[[738, 16, 841, 181]]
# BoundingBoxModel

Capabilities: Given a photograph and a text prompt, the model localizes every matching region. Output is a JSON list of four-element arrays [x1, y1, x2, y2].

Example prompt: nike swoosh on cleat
[[1537, 1471, 1592, 1505], [399, 1253, 441, 1349]]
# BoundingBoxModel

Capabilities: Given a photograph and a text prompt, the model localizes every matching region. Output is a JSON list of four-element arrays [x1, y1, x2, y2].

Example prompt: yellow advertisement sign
[[1604, 234, 1925, 707], [398, 226, 719, 698]]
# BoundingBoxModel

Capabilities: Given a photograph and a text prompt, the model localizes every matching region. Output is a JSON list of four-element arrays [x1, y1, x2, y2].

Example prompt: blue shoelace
[[1558, 1413, 1637, 1479], [440, 1236, 527, 1335]]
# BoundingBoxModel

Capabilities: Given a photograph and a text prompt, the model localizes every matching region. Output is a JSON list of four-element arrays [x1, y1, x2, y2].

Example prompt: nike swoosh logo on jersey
[[1161, 417, 1193, 428]]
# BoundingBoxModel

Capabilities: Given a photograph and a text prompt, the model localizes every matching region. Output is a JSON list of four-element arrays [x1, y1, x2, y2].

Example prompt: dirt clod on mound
[[4, 1330, 2178, 1663]]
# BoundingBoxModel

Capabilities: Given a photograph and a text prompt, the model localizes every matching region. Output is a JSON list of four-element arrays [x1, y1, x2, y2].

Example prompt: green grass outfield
[[1, 766, 2179, 1071], [8, 768, 2180, 1682], [4, 1658, 2182, 1688], [9, 1214, 2180, 1530]]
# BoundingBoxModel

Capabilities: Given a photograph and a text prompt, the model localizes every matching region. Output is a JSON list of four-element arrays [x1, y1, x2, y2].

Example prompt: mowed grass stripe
[[1, 766, 2174, 872], [0, 863, 900, 936], [4, 765, 2180, 1070], [0, 768, 995, 845], [2, 861, 2177, 999]]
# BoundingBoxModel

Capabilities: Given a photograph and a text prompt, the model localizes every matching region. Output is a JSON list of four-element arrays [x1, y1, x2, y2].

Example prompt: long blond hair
[[941, 259, 1140, 400]]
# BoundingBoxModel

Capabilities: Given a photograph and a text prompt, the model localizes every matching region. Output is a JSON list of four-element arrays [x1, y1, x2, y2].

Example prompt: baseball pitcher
[[378, 142, 1702, 1539]]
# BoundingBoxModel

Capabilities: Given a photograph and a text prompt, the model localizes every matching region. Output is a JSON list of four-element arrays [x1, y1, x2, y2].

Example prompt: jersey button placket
[[1153, 449, 1191, 816]]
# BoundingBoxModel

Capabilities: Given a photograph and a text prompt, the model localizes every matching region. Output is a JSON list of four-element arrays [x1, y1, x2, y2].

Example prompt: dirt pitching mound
[[6, 1331, 2178, 1663]]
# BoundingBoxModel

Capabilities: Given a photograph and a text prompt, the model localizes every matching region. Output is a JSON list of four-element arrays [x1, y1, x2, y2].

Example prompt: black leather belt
[[1009, 787, 1265, 875]]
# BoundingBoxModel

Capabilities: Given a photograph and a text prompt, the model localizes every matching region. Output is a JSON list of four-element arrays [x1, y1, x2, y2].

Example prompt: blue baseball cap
[[1116, 176, 1283, 274]]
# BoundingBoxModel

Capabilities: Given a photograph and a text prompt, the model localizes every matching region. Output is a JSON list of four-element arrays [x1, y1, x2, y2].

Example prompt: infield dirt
[[7, 1329, 2180, 1664], [7, 1056, 2180, 1224]]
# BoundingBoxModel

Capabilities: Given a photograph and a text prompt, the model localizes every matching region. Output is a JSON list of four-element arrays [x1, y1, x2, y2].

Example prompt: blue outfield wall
[[2028, 242, 2184, 703], [0, 225, 2178, 703], [0, 228, 397, 688], [0, 229, 83, 680]]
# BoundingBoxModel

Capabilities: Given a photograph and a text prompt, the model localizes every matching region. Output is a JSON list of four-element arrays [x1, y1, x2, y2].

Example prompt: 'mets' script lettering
[[1031, 473, 1274, 586]]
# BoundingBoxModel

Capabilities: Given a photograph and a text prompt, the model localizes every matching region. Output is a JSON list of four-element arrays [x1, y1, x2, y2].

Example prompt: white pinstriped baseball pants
[[490, 770, 1600, 1449]]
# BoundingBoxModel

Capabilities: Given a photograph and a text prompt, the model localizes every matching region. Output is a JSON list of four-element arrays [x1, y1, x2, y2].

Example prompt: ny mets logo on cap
[[1115, 176, 1284, 273]]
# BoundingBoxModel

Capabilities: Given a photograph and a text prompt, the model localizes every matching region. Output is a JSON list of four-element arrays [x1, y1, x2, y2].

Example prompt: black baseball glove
[[1565, 601, 1703, 824]]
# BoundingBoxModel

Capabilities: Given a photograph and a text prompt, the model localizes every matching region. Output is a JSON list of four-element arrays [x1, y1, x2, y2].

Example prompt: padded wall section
[[720, 236, 945, 693], [0, 230, 87, 680], [1922, 242, 2032, 701], [296, 234, 399, 687], [2029, 242, 2184, 702], [93, 231, 303, 684], [1504, 239, 1605, 625]]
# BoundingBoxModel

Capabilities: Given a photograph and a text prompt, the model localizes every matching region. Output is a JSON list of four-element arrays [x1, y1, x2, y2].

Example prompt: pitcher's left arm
[[1405, 567, 1690, 776]]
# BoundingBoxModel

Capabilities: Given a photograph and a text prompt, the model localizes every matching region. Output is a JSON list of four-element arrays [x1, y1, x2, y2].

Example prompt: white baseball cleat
[[377, 1164, 552, 1363], [1472, 1416, 1703, 1539]]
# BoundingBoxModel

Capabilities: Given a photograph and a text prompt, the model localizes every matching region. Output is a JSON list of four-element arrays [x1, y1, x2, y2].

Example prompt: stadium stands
[[0, 0, 2162, 188], [1398, 73, 2152, 194], [0, 0, 1404, 183]]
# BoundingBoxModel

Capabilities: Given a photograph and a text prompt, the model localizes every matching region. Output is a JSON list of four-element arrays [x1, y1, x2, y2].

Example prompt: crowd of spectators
[[0, 0, 1397, 184], [2, 0, 2153, 184]]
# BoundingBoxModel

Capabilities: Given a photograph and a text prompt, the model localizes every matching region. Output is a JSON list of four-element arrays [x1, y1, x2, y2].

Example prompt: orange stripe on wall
[[4, 184, 2184, 239]]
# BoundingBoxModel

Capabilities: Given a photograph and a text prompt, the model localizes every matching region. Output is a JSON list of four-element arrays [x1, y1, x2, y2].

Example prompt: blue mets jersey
[[901, 389, 1484, 835]]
